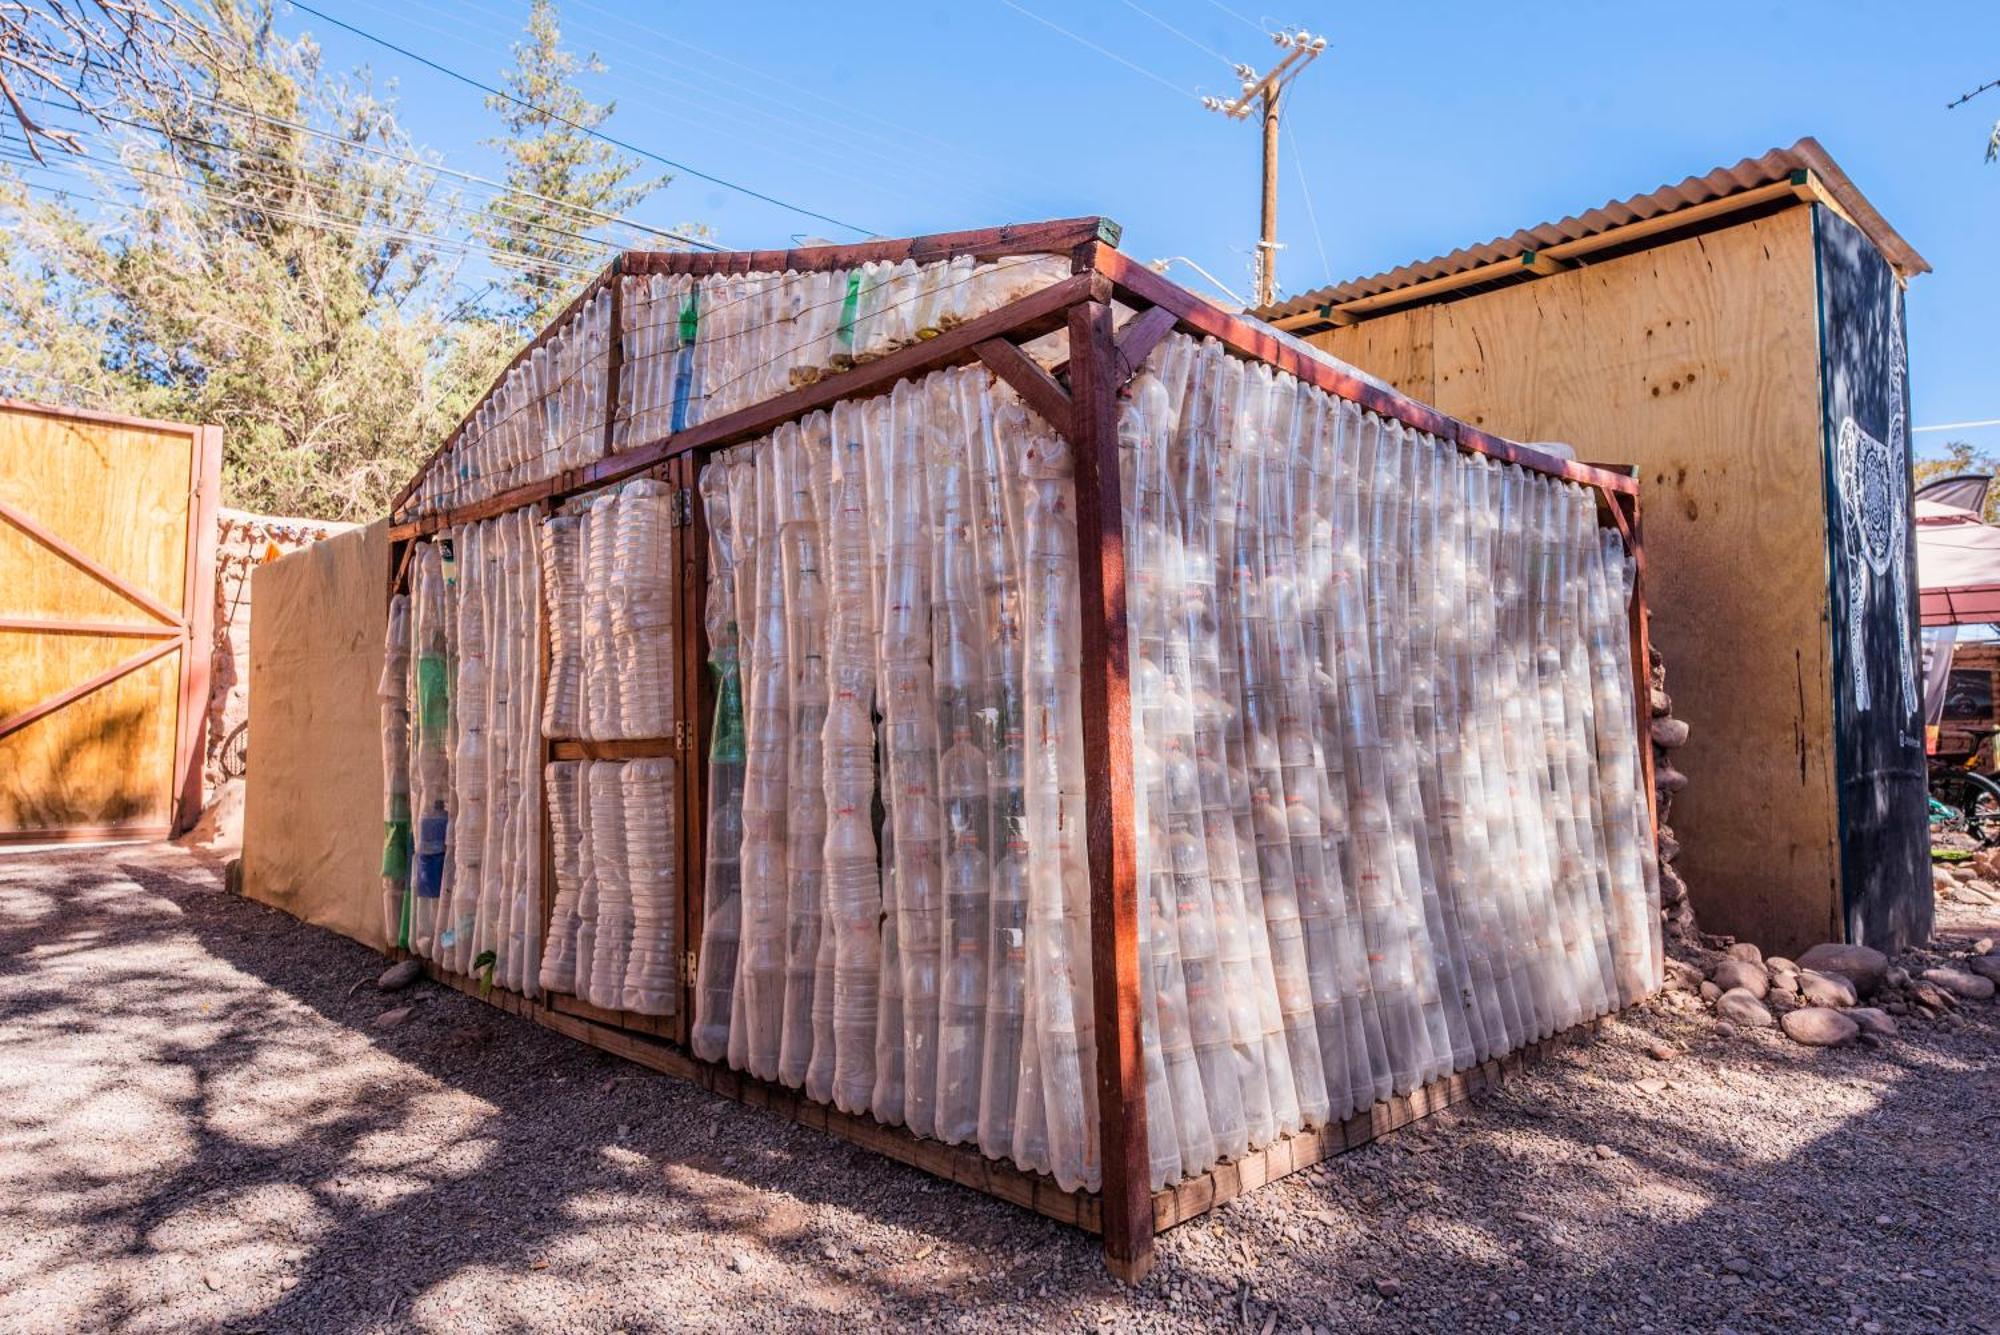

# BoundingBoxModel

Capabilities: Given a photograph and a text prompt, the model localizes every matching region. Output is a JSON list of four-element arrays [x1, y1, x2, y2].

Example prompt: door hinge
[[674, 718, 691, 751], [681, 949, 698, 985], [671, 487, 694, 528]]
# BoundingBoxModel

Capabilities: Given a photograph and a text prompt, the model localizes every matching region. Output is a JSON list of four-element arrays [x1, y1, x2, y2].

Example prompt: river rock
[[1725, 942, 1764, 965], [1651, 717, 1690, 749], [1910, 980, 1956, 1012], [1967, 956, 2000, 985], [1848, 1007, 1898, 1037], [1656, 766, 1689, 793], [1795, 943, 1889, 998], [1700, 980, 1722, 1002], [1798, 969, 1857, 1008], [373, 1006, 414, 1030], [1664, 958, 1704, 992], [1768, 970, 1800, 998], [377, 959, 423, 991], [1712, 959, 1768, 997], [1922, 966, 1996, 1001], [1781, 1006, 1858, 1046], [1715, 988, 1773, 1028]]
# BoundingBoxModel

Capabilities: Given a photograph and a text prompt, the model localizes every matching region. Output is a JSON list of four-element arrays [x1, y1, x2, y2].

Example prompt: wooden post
[[1066, 293, 1152, 1282], [678, 452, 711, 1043], [1258, 80, 1281, 310], [1621, 489, 1658, 836]]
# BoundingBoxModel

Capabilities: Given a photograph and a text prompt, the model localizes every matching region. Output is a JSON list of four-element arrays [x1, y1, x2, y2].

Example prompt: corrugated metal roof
[[1258, 138, 1929, 323]]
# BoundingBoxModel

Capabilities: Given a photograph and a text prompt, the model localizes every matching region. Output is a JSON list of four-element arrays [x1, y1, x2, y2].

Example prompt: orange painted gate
[[0, 400, 221, 842]]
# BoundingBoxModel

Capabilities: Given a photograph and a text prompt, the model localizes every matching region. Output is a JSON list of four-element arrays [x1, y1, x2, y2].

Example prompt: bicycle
[[1928, 727, 2000, 845]]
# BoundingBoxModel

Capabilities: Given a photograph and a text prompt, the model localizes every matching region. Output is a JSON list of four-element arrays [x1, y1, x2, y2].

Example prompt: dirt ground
[[1, 844, 1996, 1334]]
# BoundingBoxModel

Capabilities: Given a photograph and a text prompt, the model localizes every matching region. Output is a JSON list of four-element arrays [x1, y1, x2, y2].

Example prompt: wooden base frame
[[416, 957, 1607, 1241], [384, 218, 1652, 1283]]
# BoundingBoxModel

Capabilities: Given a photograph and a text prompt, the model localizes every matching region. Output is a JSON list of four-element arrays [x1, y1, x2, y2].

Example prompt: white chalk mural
[[1832, 297, 1915, 717]]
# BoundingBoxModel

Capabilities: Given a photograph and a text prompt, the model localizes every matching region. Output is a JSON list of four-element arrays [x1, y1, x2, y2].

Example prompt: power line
[[282, 0, 879, 237], [1204, 0, 1269, 35], [1916, 419, 2000, 433], [994, 0, 1200, 103], [5, 115, 617, 271], [1117, 0, 1237, 67], [1285, 105, 1329, 285], [30, 57, 722, 252], [17, 102, 663, 266], [5, 158, 606, 280], [368, 0, 1029, 223], [561, 0, 1023, 179]]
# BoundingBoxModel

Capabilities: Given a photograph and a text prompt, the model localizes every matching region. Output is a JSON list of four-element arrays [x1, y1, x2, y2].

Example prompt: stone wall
[[204, 508, 353, 798], [1651, 644, 1697, 944]]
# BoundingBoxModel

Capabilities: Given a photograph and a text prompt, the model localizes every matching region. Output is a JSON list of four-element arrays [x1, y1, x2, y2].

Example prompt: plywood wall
[[242, 521, 390, 951], [1313, 206, 1840, 951], [0, 405, 199, 837]]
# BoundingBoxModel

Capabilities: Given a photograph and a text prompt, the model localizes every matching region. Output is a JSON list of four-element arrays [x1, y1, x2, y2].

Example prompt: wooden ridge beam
[[621, 216, 1120, 278]]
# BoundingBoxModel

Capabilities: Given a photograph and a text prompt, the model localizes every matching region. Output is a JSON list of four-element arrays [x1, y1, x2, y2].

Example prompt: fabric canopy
[[1917, 499, 2000, 626]]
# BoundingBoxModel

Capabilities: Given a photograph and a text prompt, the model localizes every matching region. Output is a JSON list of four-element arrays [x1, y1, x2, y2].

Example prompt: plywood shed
[[327, 217, 1663, 1281], [1260, 139, 1932, 958], [0, 399, 220, 842]]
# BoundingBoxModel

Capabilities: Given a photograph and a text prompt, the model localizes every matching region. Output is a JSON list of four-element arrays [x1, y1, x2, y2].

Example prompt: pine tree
[[474, 0, 662, 333]]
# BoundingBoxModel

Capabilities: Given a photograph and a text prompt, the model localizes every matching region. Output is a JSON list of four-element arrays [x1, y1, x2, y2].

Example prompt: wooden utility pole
[[1204, 29, 1326, 309]]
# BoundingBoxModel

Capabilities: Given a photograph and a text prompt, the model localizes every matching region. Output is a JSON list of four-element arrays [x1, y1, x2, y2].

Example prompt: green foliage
[[473, 0, 662, 334], [1913, 440, 2000, 522], [0, 0, 680, 522]]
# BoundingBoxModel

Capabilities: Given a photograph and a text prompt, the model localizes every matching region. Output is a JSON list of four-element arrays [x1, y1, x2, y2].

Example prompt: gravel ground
[[1, 844, 1996, 1334]]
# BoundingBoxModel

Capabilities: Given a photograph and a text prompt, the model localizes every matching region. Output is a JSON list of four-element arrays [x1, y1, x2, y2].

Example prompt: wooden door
[[0, 400, 221, 841]]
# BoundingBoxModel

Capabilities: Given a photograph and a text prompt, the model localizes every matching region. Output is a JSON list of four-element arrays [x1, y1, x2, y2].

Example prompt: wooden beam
[[1066, 296, 1153, 1284], [172, 422, 223, 836], [1148, 1019, 1606, 1229], [0, 636, 181, 743], [391, 273, 1093, 540], [549, 736, 681, 761], [1093, 247, 1640, 498], [1111, 305, 1179, 388], [416, 959, 1104, 1233], [0, 493, 185, 626], [0, 618, 180, 638], [973, 337, 1073, 436], [621, 216, 1120, 278]]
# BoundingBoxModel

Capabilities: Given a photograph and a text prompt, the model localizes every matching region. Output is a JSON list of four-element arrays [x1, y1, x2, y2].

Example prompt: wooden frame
[[0, 400, 220, 842], [382, 219, 1650, 1283]]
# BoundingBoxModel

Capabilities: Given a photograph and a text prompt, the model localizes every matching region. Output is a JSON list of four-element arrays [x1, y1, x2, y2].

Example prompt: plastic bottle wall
[[380, 592, 413, 946], [538, 756, 681, 1014], [1119, 332, 1660, 1189], [533, 478, 685, 1015], [392, 508, 547, 996], [400, 254, 1073, 521], [539, 481, 678, 742], [692, 364, 1100, 1192]]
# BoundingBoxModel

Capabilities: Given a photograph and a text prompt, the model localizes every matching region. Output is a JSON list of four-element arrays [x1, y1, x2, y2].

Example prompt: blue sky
[[249, 1, 2000, 450]]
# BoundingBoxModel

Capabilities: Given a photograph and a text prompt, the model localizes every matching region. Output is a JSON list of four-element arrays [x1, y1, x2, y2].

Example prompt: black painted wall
[[1815, 206, 1932, 952]]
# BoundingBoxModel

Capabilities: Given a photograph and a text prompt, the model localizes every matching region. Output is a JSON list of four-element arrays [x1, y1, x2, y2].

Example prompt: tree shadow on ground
[[1, 847, 1995, 1333]]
